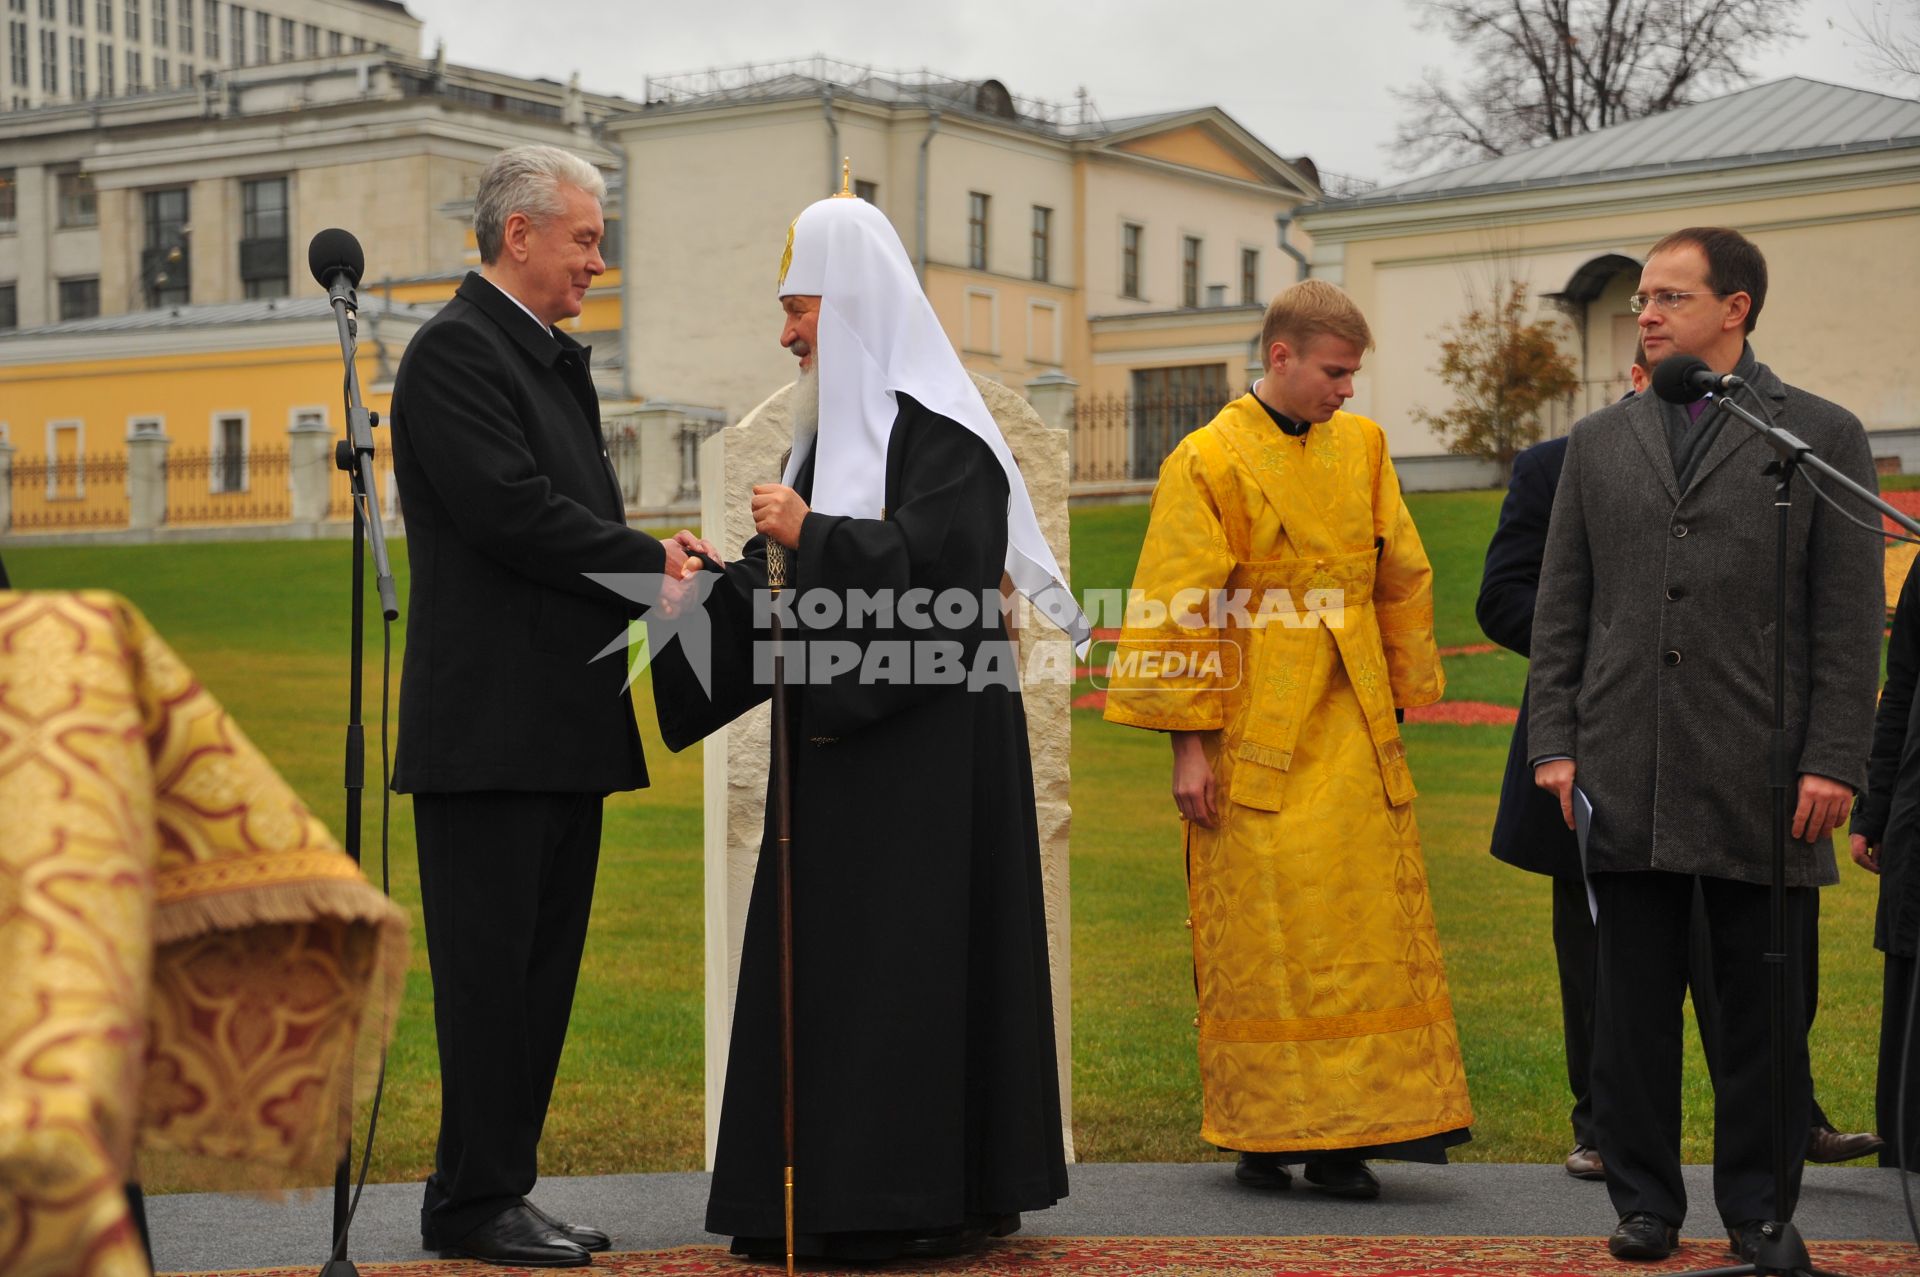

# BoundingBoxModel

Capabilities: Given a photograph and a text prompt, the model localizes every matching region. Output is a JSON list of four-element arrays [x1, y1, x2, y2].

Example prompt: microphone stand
[[1670, 386, 1918, 1277], [322, 274, 398, 1277]]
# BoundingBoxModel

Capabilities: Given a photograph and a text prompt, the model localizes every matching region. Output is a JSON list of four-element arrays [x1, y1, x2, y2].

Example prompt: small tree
[[1415, 281, 1580, 481]]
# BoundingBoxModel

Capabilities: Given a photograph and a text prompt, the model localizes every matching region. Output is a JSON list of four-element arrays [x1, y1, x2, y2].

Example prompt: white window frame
[[1026, 298, 1061, 367], [46, 418, 82, 499], [961, 285, 999, 356], [209, 408, 248, 493], [1119, 216, 1146, 301]]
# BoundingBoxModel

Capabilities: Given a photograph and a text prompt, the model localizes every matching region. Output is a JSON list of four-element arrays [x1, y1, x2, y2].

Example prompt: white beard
[[787, 362, 820, 469]]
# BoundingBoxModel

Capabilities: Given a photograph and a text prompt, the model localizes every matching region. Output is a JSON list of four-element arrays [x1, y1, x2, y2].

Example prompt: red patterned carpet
[[172, 1234, 1918, 1276]]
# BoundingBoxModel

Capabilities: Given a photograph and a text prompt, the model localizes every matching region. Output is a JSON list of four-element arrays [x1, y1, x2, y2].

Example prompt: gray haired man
[[391, 144, 692, 1267]]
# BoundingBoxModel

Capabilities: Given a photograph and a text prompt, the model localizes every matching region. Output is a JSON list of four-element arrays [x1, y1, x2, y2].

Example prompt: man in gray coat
[[1529, 227, 1883, 1263]]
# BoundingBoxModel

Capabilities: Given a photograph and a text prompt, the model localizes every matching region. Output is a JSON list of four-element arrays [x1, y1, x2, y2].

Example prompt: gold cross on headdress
[[834, 156, 854, 198]]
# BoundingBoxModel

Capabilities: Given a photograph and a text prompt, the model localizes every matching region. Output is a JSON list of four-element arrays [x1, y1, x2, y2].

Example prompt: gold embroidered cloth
[[1104, 396, 1473, 1153], [0, 591, 407, 1277]]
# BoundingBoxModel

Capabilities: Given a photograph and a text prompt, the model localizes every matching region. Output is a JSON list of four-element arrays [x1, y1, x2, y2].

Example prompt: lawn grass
[[3, 487, 1886, 1187]]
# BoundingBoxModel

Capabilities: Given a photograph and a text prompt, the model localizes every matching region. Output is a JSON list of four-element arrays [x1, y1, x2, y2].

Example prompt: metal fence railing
[[8, 454, 131, 531], [1072, 390, 1232, 484], [164, 446, 292, 525]]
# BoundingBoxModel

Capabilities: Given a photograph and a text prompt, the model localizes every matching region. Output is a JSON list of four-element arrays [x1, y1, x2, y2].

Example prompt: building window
[[1131, 363, 1230, 478], [5, 21, 22, 88], [66, 0, 80, 23], [151, 0, 163, 43], [1031, 205, 1051, 283], [93, 0, 106, 31], [274, 13, 286, 57], [599, 213, 622, 270], [178, 0, 189, 50], [1121, 222, 1142, 299], [123, 0, 136, 40], [966, 191, 988, 271], [179, 56, 189, 79], [211, 413, 246, 492], [239, 174, 287, 298], [0, 168, 14, 232], [37, 26, 52, 92], [67, 33, 82, 95], [57, 275, 98, 319], [325, 27, 337, 53], [1181, 236, 1201, 308], [224, 1, 237, 64], [300, 20, 314, 55], [0, 282, 15, 330], [142, 186, 189, 306], [38, 0, 52, 18], [96, 38, 110, 94], [153, 52, 164, 84], [1241, 248, 1259, 306], [348, 33, 362, 50], [47, 421, 83, 498], [853, 178, 876, 203], [125, 45, 138, 89], [201, 0, 212, 57], [250, 9, 263, 62]]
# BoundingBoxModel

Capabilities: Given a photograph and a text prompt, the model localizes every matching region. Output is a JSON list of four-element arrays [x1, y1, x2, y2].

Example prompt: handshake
[[656, 481, 810, 614]]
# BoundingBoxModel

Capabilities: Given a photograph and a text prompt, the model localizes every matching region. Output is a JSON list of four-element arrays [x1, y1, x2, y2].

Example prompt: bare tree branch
[[1392, 0, 1805, 171], [1847, 0, 1920, 86]]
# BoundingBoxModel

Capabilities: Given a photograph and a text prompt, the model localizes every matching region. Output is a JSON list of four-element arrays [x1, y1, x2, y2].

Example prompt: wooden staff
[[765, 539, 797, 1277]]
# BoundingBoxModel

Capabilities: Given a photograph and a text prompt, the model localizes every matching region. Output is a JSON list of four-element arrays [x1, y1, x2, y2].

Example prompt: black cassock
[[651, 393, 1068, 1256]]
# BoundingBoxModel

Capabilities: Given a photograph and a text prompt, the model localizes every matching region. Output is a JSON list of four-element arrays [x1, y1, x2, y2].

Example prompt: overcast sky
[[399, 0, 1912, 186]]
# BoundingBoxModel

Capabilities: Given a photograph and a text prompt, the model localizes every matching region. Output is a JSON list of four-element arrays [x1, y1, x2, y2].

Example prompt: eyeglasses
[[1628, 289, 1729, 314]]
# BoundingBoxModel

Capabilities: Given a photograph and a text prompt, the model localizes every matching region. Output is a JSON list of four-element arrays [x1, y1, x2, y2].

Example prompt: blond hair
[[1259, 279, 1374, 368]]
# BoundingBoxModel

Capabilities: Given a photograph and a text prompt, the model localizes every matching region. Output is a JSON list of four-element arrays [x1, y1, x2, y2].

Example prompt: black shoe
[[525, 1200, 610, 1252], [1805, 1125, 1886, 1164], [1565, 1143, 1606, 1180], [440, 1203, 591, 1268], [1234, 1152, 1294, 1190], [1608, 1212, 1678, 1261], [897, 1223, 993, 1258], [1303, 1158, 1380, 1199]]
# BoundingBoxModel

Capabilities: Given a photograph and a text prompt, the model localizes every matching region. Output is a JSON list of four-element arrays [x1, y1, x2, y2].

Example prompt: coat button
[[1664, 649, 1682, 666], [1184, 917, 1193, 929], [1666, 585, 1683, 601], [1673, 523, 1689, 537]]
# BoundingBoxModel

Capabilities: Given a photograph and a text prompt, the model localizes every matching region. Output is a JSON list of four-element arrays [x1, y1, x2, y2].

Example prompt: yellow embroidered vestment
[[1104, 395, 1473, 1154]]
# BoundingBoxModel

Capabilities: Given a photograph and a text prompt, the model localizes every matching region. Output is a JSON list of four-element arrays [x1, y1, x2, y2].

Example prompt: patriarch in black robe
[[648, 192, 1084, 1262]]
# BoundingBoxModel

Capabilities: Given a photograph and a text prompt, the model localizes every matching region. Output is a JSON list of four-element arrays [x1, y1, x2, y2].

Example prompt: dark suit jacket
[[1478, 436, 1581, 878], [1530, 355, 1882, 887], [1852, 556, 1920, 957], [390, 272, 665, 794]]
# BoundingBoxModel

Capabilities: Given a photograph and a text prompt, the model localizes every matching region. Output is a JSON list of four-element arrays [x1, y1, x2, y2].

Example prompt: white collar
[[479, 272, 553, 338]]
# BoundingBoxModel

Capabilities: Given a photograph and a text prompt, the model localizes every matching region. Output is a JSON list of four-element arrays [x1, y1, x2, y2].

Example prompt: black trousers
[[1880, 952, 1920, 1169], [1590, 870, 1813, 1230], [1553, 875, 1831, 1147], [414, 791, 602, 1244]]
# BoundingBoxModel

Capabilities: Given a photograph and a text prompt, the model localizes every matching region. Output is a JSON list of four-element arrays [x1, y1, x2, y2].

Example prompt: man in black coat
[[1482, 412, 1876, 1194], [390, 144, 690, 1268], [1850, 557, 1920, 1170], [1530, 228, 1883, 1262]]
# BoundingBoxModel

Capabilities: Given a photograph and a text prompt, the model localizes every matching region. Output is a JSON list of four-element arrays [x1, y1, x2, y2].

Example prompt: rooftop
[[635, 55, 1116, 139], [0, 295, 433, 340], [1313, 77, 1920, 212]]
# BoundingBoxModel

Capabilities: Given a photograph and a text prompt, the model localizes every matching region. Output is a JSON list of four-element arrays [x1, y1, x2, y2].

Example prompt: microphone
[[308, 228, 365, 300], [1651, 354, 1743, 403]]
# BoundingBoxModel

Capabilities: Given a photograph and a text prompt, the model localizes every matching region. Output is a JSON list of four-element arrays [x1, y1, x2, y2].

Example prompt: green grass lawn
[[3, 489, 1887, 1187]]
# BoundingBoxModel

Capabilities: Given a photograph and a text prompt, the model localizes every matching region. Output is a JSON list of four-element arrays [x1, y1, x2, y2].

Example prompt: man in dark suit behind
[[390, 144, 690, 1268], [1530, 228, 1883, 1263]]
